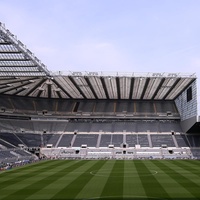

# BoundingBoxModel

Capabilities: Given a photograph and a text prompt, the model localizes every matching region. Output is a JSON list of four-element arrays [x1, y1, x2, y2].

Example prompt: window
[[187, 87, 192, 102]]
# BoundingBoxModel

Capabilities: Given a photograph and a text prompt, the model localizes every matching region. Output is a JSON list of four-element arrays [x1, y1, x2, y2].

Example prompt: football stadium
[[0, 22, 200, 200]]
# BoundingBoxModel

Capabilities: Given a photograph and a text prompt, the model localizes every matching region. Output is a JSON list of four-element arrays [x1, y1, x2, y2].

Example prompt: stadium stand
[[175, 134, 190, 147], [72, 134, 99, 147], [151, 134, 175, 147], [57, 134, 74, 147], [0, 22, 200, 162], [137, 134, 150, 147], [126, 134, 138, 147]]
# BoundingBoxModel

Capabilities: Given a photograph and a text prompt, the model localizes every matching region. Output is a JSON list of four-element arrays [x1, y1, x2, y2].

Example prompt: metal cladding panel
[[132, 77, 146, 99], [88, 76, 106, 99], [3, 81, 30, 95], [143, 78, 162, 99], [72, 76, 95, 99], [54, 76, 83, 99], [39, 82, 48, 98], [0, 53, 26, 59], [0, 77, 39, 95], [30, 88, 40, 97], [166, 78, 194, 100], [119, 77, 131, 99], [51, 84, 60, 98], [154, 78, 177, 100], [175, 80, 197, 121], [0, 66, 40, 72], [104, 77, 118, 99], [17, 78, 44, 96], [59, 90, 69, 98], [0, 60, 35, 66]]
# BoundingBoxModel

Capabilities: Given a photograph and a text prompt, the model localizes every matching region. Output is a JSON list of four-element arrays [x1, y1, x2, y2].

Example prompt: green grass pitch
[[0, 159, 200, 200]]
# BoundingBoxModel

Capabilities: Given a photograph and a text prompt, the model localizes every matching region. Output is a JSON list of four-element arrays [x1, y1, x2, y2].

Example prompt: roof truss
[[0, 75, 196, 100], [0, 23, 50, 76]]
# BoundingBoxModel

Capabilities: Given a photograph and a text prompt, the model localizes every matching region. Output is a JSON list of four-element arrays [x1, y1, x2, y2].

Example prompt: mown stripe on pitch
[[153, 160, 200, 199], [149, 160, 195, 199], [100, 160, 124, 198], [123, 160, 146, 197], [134, 160, 170, 199], [50, 160, 106, 200], [169, 160, 200, 178], [0, 160, 67, 190], [75, 160, 116, 199], [26, 160, 102, 200], [0, 160, 85, 200]]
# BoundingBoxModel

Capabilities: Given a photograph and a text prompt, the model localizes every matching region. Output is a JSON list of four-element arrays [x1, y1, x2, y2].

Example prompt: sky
[[0, 0, 200, 110]]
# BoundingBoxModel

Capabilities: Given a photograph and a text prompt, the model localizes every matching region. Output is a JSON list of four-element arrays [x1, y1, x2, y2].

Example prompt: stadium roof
[[0, 22, 50, 77], [0, 22, 196, 100]]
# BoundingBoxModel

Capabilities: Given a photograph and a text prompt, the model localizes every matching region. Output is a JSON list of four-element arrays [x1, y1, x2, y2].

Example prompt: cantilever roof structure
[[0, 23, 196, 100], [0, 22, 50, 77]]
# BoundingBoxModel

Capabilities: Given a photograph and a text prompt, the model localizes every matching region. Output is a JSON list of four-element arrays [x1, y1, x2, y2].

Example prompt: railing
[[50, 70, 196, 78]]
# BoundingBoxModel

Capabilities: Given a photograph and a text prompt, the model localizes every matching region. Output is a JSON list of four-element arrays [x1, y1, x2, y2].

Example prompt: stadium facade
[[0, 22, 200, 163]]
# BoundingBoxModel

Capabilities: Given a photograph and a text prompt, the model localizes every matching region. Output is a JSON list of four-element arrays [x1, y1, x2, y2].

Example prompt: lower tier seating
[[1, 132, 197, 149]]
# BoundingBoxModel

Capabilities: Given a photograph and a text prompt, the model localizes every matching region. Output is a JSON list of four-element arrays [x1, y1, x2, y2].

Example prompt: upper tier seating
[[159, 121, 182, 132], [137, 121, 159, 132], [0, 95, 179, 119], [155, 101, 177, 113]]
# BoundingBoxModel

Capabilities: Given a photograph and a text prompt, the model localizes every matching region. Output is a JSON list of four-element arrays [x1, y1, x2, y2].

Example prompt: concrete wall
[[180, 116, 198, 133]]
